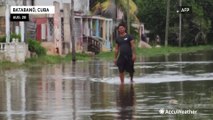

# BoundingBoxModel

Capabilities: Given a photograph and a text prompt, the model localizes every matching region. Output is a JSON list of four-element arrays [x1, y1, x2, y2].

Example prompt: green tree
[[170, 0, 211, 46], [195, 0, 213, 43], [135, 0, 212, 46], [135, 0, 167, 43], [92, 0, 138, 22]]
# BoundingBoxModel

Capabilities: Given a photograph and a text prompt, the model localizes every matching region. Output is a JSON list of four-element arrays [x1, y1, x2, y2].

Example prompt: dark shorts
[[117, 55, 134, 73]]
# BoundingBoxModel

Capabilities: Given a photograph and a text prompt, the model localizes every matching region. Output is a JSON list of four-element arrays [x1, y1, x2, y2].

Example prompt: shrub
[[0, 35, 6, 42], [0, 33, 21, 43], [10, 33, 21, 42], [27, 39, 46, 56]]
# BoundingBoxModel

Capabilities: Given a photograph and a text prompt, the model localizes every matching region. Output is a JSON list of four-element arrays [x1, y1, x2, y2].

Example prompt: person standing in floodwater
[[114, 23, 136, 84]]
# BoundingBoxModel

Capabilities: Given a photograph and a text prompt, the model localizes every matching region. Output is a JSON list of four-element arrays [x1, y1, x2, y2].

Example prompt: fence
[[0, 42, 28, 62], [0, 43, 5, 52]]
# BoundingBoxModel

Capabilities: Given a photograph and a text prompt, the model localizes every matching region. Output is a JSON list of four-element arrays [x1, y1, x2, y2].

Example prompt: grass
[[96, 45, 213, 60], [0, 61, 21, 69], [0, 53, 92, 69], [24, 53, 92, 65], [0, 45, 212, 69]]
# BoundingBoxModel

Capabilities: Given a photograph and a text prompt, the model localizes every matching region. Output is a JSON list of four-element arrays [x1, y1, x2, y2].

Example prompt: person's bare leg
[[119, 72, 125, 84], [130, 72, 134, 82]]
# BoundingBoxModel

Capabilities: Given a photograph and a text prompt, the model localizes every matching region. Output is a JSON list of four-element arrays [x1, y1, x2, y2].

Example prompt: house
[[33, 0, 113, 55], [0, 0, 35, 38], [0, 0, 33, 62]]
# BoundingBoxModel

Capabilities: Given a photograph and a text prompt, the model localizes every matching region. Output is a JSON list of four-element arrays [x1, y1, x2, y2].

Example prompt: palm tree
[[92, 0, 139, 23]]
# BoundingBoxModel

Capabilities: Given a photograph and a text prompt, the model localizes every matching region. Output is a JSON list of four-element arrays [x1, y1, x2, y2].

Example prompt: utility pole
[[165, 0, 170, 47], [5, 0, 10, 43], [70, 0, 76, 61], [127, 0, 130, 34], [20, 0, 27, 42], [179, 0, 182, 47]]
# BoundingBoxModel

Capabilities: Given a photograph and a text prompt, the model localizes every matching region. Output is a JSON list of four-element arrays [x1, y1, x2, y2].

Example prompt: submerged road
[[0, 50, 213, 120]]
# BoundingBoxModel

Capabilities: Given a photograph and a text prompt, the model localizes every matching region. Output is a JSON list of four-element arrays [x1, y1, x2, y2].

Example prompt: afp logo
[[177, 6, 192, 14]]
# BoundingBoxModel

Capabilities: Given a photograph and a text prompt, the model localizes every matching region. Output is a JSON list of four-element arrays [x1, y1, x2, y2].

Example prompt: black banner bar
[[10, 14, 29, 21]]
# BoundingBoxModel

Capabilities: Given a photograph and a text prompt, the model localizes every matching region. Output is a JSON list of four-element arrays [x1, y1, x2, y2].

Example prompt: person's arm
[[130, 40, 136, 62], [114, 43, 119, 65]]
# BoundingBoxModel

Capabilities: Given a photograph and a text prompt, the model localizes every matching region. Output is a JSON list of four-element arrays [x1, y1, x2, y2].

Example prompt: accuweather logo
[[159, 108, 165, 114], [159, 108, 197, 115]]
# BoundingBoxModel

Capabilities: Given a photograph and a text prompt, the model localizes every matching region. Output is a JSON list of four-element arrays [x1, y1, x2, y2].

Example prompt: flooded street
[[0, 50, 213, 120]]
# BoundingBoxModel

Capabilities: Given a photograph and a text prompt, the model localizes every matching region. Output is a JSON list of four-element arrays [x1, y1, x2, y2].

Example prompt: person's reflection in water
[[117, 83, 135, 120]]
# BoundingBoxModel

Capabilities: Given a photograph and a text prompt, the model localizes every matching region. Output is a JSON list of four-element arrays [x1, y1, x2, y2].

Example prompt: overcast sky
[[36, 0, 71, 6], [35, 0, 89, 11]]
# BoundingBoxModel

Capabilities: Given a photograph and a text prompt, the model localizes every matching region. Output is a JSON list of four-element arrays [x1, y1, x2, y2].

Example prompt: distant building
[[33, 0, 113, 54], [0, 0, 34, 36], [35, 0, 89, 14]]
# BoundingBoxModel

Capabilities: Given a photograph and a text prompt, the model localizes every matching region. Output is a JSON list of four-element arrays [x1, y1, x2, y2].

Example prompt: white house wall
[[73, 0, 89, 14], [0, 0, 33, 6], [35, 0, 89, 14]]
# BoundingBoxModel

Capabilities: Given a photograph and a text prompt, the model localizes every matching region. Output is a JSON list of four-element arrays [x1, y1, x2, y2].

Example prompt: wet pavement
[[0, 50, 213, 120]]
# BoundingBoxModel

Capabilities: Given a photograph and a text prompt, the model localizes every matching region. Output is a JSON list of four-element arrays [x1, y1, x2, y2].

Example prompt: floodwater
[[0, 50, 213, 120]]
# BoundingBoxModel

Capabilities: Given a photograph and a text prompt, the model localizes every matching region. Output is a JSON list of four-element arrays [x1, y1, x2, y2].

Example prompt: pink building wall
[[34, 18, 47, 41]]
